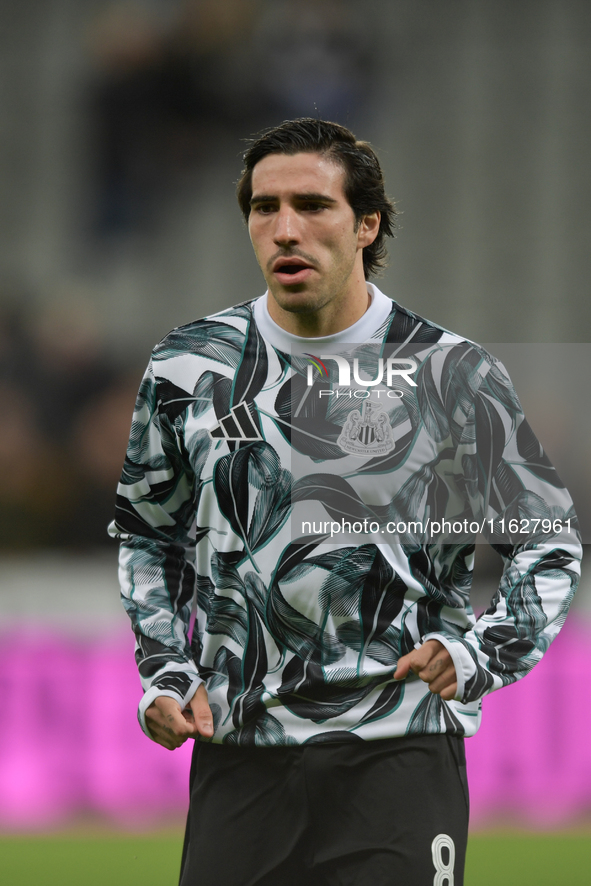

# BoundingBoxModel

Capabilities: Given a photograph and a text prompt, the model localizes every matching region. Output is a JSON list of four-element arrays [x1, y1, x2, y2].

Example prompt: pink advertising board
[[1, 619, 590, 830]]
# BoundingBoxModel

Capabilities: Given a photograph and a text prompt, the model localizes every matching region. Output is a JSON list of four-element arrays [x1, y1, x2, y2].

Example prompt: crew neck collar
[[253, 283, 393, 351]]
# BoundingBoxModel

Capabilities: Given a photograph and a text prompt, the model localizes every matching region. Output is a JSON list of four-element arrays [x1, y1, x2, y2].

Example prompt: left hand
[[393, 639, 458, 701]]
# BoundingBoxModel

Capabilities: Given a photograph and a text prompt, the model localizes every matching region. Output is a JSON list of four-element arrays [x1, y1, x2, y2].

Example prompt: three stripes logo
[[208, 402, 262, 441]]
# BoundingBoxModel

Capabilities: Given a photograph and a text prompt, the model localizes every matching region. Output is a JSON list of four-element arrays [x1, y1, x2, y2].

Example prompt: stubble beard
[[266, 250, 358, 318]]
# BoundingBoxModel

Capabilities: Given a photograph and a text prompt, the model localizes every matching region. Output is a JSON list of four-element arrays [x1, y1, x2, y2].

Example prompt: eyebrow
[[249, 192, 338, 206]]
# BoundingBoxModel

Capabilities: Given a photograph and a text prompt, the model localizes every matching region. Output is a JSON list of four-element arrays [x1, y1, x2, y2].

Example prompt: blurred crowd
[[3, 0, 590, 566], [0, 284, 142, 551], [1, 0, 377, 551], [86, 0, 374, 238]]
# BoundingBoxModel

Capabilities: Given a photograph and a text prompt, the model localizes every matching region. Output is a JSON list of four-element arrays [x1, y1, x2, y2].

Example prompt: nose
[[272, 206, 300, 246]]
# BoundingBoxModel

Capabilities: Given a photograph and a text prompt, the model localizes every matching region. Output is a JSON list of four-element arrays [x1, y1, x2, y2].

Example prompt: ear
[[356, 211, 380, 248]]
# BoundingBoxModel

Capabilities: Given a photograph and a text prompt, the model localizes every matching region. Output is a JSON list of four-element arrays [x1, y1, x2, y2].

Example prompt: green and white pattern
[[110, 287, 581, 744]]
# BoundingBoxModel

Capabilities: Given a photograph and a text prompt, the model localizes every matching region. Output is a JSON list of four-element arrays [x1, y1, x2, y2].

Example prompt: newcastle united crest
[[337, 400, 395, 457]]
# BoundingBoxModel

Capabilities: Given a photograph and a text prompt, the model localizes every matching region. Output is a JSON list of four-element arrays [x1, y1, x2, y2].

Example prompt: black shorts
[[179, 734, 469, 886]]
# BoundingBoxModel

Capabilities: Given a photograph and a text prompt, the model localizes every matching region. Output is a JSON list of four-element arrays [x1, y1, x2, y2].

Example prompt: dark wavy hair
[[236, 118, 396, 278]]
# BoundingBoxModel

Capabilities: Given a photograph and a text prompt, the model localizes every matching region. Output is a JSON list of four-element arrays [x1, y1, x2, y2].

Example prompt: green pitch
[[1, 831, 590, 885], [465, 833, 591, 885], [0, 832, 183, 886]]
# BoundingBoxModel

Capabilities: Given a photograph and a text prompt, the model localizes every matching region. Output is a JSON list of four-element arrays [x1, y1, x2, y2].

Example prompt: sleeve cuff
[[420, 633, 477, 703], [137, 675, 205, 739]]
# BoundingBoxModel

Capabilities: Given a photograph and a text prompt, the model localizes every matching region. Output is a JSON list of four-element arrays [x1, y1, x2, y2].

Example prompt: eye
[[253, 203, 276, 214]]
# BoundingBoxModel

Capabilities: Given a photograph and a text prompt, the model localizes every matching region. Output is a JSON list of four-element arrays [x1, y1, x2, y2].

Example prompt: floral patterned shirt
[[109, 285, 581, 745]]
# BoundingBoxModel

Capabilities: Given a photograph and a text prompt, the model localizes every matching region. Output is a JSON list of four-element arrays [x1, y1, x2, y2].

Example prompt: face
[[248, 152, 378, 321]]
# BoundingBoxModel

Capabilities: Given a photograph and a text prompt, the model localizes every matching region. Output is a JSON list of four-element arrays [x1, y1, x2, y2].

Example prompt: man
[[110, 119, 581, 885]]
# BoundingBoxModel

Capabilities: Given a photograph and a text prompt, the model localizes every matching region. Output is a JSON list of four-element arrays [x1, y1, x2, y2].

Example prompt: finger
[[188, 683, 214, 737], [394, 642, 436, 680], [146, 697, 194, 744], [424, 664, 458, 695], [409, 639, 446, 674], [394, 640, 449, 681], [394, 647, 434, 680], [151, 726, 187, 751], [439, 681, 459, 701], [417, 650, 453, 684], [156, 697, 193, 734], [393, 652, 412, 680], [145, 717, 190, 750]]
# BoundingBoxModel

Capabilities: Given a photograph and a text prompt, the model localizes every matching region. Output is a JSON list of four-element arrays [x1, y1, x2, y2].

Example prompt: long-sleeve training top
[[109, 284, 581, 745]]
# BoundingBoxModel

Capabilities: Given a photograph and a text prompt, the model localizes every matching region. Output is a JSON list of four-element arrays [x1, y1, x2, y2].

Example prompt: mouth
[[272, 257, 315, 286]]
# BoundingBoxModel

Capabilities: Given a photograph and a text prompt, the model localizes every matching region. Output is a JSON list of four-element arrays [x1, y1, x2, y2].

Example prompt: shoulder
[[152, 300, 257, 361], [386, 298, 494, 358], [385, 298, 460, 346], [382, 299, 509, 402], [141, 300, 261, 402], [148, 300, 265, 378]]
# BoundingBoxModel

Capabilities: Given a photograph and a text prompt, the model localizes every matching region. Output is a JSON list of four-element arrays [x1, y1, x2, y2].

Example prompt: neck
[[266, 276, 371, 338]]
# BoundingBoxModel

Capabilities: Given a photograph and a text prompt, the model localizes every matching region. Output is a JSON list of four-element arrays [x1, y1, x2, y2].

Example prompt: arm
[[109, 358, 212, 743], [403, 356, 581, 704]]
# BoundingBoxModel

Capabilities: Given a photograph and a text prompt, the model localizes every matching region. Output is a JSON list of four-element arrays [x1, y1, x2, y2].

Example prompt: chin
[[269, 287, 323, 315], [276, 298, 323, 316]]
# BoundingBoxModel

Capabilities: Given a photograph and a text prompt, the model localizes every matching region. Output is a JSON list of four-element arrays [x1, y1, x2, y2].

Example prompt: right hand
[[145, 683, 214, 750], [393, 639, 458, 700]]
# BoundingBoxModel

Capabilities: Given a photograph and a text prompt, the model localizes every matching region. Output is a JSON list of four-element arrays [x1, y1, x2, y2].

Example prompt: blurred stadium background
[[1, 0, 590, 883]]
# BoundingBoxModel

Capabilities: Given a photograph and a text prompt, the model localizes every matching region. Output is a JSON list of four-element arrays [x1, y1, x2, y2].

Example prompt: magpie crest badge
[[337, 400, 395, 457]]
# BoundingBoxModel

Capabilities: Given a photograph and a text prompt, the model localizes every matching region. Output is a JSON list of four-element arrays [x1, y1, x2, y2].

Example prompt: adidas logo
[[209, 403, 262, 441]]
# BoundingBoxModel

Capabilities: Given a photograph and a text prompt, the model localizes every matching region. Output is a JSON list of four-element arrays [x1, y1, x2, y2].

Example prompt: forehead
[[250, 151, 346, 198]]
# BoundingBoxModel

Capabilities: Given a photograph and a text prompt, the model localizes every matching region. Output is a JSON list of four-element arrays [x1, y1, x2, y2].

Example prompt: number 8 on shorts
[[431, 833, 455, 885]]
